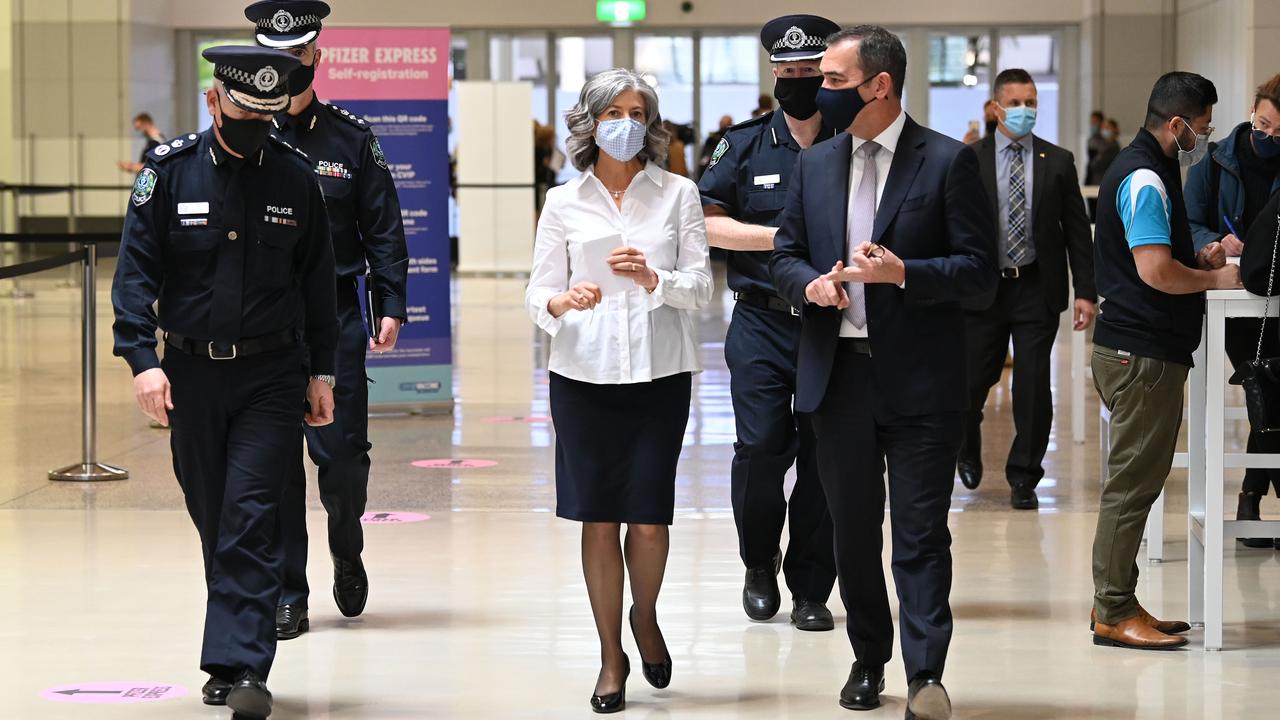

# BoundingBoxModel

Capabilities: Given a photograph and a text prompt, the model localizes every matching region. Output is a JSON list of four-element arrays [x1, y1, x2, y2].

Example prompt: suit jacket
[[770, 115, 999, 415], [970, 133, 1096, 312]]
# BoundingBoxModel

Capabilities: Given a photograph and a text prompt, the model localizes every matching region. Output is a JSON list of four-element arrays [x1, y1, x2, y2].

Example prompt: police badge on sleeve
[[132, 169, 157, 207], [370, 138, 388, 170], [708, 137, 730, 170]]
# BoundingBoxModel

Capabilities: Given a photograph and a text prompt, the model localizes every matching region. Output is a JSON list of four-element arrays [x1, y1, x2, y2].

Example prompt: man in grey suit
[[956, 68, 1097, 510]]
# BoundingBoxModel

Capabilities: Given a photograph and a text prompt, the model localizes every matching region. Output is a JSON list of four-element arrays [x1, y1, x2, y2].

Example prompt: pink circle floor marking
[[412, 459, 498, 469], [41, 682, 187, 704], [361, 512, 431, 524]]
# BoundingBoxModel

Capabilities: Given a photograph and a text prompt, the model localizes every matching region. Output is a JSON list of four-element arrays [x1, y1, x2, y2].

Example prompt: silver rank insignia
[[132, 169, 157, 207], [155, 145, 170, 156]]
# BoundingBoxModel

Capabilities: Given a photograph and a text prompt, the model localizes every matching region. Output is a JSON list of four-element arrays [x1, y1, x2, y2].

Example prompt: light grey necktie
[[846, 141, 880, 330]]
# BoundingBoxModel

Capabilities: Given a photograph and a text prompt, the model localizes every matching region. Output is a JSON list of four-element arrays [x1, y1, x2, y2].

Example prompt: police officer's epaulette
[[724, 113, 772, 135], [268, 134, 310, 160], [324, 102, 371, 131], [148, 133, 201, 162]]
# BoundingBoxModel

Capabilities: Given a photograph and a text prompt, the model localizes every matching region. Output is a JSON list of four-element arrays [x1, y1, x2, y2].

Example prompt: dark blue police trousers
[[165, 343, 307, 681], [279, 279, 372, 606], [725, 301, 836, 602]]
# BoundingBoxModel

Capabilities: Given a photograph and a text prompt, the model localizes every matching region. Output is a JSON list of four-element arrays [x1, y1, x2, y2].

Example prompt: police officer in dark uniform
[[699, 15, 840, 631], [244, 1, 410, 639], [112, 46, 337, 720]]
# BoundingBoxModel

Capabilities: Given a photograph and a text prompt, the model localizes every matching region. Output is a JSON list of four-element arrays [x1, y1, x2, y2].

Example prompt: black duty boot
[[1237, 491, 1274, 549]]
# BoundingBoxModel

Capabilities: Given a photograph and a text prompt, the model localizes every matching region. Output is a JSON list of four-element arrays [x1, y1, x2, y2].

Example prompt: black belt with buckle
[[838, 337, 872, 356], [735, 291, 800, 317], [164, 330, 298, 360], [1001, 265, 1032, 279]]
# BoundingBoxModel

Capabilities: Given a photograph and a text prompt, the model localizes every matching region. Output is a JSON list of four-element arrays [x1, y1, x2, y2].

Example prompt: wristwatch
[[311, 374, 336, 389]]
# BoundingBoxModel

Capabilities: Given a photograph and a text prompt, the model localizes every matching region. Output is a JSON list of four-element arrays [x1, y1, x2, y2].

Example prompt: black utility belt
[[164, 330, 298, 360], [735, 291, 800, 317], [838, 337, 873, 356]]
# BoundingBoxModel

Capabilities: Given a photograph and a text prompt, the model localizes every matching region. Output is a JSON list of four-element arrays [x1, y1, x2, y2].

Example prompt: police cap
[[244, 1, 330, 49], [201, 45, 300, 114], [761, 15, 841, 62]]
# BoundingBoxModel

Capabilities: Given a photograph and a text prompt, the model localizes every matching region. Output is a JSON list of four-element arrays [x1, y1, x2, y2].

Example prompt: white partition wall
[[456, 81, 536, 274]]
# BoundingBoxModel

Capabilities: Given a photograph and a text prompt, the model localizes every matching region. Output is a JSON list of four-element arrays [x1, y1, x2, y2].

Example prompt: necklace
[[605, 186, 626, 199]]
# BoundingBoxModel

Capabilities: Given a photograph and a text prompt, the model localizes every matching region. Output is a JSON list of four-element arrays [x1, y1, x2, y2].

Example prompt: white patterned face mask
[[596, 118, 647, 162]]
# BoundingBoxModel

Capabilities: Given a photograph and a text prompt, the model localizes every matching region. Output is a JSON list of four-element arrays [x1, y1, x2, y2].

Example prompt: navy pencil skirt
[[550, 371, 692, 525]]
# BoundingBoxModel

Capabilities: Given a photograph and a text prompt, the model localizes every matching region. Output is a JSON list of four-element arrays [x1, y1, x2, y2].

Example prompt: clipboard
[[364, 273, 383, 340]]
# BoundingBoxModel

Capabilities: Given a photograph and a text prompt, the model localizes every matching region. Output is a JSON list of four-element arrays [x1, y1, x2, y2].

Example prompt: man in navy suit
[[770, 25, 997, 720]]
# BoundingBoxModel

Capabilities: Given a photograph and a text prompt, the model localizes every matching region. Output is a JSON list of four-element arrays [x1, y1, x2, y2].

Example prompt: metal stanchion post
[[49, 243, 128, 482]]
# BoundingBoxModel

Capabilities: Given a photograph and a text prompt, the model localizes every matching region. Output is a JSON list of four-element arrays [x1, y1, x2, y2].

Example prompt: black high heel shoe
[[590, 654, 629, 714], [629, 606, 673, 689]]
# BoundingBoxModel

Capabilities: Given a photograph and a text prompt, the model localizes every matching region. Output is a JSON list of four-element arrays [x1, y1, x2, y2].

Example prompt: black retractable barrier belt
[[0, 250, 85, 280], [0, 233, 121, 245]]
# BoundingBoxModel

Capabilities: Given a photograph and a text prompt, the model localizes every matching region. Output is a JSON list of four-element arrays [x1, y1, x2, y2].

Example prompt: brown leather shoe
[[1093, 615, 1188, 650], [1090, 605, 1191, 635]]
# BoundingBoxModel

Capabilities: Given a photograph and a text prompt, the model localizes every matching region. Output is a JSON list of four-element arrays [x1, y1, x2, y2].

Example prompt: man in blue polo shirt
[[1090, 72, 1241, 651]]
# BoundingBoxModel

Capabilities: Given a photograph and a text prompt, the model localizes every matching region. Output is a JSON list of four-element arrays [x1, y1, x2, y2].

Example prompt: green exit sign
[[597, 0, 646, 24]]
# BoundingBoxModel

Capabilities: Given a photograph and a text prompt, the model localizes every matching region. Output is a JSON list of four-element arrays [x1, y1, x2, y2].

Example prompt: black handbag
[[1229, 212, 1280, 433]]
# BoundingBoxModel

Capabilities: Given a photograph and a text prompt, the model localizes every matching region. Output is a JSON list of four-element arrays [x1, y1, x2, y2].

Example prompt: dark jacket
[[769, 115, 998, 415], [970, 132, 1096, 312], [1185, 121, 1280, 252]]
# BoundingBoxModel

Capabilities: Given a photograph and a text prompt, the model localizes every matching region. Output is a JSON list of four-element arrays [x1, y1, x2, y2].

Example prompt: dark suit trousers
[[280, 280, 373, 606], [810, 341, 960, 681], [726, 302, 836, 601], [1225, 318, 1280, 497], [164, 344, 308, 681], [960, 264, 1060, 489]]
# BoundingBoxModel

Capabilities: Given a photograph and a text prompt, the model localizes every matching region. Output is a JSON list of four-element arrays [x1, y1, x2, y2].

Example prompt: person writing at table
[[1089, 71, 1240, 651], [525, 68, 712, 714], [1184, 72, 1280, 548]]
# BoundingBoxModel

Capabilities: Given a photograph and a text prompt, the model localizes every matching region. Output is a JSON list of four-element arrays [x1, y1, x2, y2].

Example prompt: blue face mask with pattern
[[596, 118, 647, 163]]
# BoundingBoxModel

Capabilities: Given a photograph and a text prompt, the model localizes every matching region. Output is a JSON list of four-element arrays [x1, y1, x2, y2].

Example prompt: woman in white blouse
[[526, 68, 712, 713]]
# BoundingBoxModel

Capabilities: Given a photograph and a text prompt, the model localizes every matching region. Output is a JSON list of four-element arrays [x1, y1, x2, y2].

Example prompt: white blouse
[[526, 162, 713, 385]]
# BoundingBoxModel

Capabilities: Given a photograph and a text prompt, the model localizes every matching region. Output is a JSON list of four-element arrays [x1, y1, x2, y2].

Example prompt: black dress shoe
[[743, 550, 782, 621], [333, 554, 369, 618], [839, 661, 885, 711], [275, 604, 309, 640], [590, 654, 629, 714], [201, 676, 231, 706], [957, 460, 982, 490], [1010, 484, 1039, 510], [225, 671, 272, 720], [790, 599, 835, 632], [905, 674, 952, 720], [629, 606, 672, 689]]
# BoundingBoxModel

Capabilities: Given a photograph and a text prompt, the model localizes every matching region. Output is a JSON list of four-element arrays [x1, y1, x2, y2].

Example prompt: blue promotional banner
[[314, 28, 453, 409]]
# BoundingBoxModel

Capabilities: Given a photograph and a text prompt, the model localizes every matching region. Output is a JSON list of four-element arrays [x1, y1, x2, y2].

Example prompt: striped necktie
[[1007, 142, 1028, 266]]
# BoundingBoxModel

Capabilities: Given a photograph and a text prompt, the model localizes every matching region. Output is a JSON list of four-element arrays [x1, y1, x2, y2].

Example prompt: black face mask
[[774, 76, 824, 121], [216, 97, 272, 157], [289, 61, 316, 98], [815, 77, 877, 132]]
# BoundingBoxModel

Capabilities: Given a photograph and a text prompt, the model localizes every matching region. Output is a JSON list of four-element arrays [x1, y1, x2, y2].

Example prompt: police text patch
[[132, 169, 157, 207], [370, 138, 388, 170]]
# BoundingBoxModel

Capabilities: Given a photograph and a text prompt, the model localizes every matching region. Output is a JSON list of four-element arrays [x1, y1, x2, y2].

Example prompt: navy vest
[[1093, 129, 1204, 366]]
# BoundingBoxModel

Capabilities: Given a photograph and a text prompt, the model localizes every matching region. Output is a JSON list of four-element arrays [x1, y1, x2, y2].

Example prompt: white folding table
[[1187, 287, 1280, 650]]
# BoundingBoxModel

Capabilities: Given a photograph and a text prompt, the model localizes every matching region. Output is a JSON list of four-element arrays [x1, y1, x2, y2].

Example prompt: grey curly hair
[[564, 68, 669, 171]]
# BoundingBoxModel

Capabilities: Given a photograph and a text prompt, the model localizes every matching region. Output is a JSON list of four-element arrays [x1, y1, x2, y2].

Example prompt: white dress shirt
[[526, 161, 713, 385], [841, 110, 908, 338]]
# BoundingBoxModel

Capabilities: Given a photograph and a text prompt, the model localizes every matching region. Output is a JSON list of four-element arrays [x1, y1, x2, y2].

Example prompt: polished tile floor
[[2, 264, 1279, 719]]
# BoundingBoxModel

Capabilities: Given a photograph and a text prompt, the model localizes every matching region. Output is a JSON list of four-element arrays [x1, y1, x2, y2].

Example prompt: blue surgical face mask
[[1000, 105, 1037, 138], [596, 118, 647, 163]]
